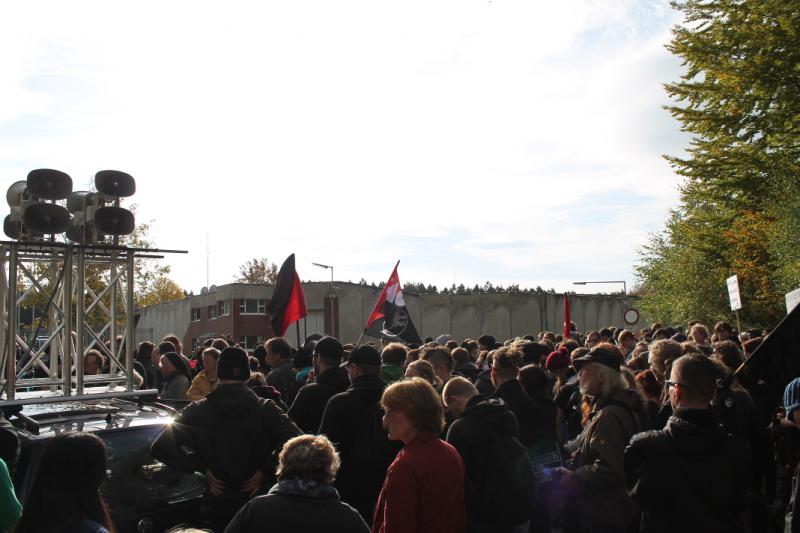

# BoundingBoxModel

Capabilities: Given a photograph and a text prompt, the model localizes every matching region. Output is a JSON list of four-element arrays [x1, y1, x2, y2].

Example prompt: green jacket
[[379, 364, 404, 385], [563, 387, 641, 529], [0, 458, 20, 533]]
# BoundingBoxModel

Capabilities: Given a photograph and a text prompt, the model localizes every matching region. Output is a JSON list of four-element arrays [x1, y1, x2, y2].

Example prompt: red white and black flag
[[268, 254, 308, 336], [364, 261, 421, 344]]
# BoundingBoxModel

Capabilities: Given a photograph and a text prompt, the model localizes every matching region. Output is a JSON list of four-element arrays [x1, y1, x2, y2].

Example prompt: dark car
[[5, 396, 204, 533]]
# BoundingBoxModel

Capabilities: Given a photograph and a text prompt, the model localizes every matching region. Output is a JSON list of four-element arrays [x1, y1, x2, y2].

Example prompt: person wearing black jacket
[[151, 347, 302, 531], [288, 336, 350, 434], [490, 346, 542, 447], [223, 434, 369, 533], [624, 354, 750, 533], [318, 345, 401, 522], [444, 376, 527, 532]]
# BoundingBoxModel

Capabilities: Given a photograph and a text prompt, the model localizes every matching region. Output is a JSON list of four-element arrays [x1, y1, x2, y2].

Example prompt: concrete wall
[[137, 281, 640, 347]]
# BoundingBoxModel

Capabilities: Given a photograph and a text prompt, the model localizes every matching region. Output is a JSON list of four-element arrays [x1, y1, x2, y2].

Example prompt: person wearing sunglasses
[[624, 353, 750, 532]]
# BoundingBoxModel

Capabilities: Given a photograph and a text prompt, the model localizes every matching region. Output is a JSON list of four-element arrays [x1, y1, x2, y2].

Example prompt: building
[[135, 281, 640, 353]]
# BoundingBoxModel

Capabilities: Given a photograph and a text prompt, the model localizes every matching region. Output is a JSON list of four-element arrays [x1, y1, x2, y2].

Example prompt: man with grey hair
[[554, 343, 643, 532]]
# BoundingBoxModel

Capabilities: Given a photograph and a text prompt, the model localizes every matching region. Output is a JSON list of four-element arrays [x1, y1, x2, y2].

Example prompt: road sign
[[726, 275, 742, 311]]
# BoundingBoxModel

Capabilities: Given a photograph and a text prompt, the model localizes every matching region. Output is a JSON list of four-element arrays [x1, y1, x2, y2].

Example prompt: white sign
[[726, 275, 742, 311], [787, 288, 800, 314]]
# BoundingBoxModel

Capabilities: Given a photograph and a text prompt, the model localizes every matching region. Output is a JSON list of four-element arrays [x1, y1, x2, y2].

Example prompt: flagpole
[[355, 331, 365, 347], [295, 321, 301, 348]]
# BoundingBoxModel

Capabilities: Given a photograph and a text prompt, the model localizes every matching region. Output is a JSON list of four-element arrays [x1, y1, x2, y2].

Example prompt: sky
[[1, 0, 689, 295]]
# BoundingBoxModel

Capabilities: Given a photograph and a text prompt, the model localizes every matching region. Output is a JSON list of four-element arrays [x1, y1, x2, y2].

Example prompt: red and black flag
[[364, 261, 421, 344], [563, 293, 571, 339], [268, 254, 307, 336]]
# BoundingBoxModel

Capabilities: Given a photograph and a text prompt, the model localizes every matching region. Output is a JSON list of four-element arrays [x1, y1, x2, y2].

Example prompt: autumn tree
[[636, 0, 800, 327], [236, 258, 279, 284]]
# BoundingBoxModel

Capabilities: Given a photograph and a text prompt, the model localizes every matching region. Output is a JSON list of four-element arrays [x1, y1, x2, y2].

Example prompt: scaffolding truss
[[1, 240, 184, 402]]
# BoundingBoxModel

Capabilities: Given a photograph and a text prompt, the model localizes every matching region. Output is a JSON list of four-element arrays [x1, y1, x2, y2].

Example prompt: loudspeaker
[[6, 181, 28, 207], [95, 170, 135, 198], [22, 202, 71, 234], [66, 191, 97, 213], [27, 169, 73, 200], [3, 215, 22, 239], [95, 206, 135, 235]]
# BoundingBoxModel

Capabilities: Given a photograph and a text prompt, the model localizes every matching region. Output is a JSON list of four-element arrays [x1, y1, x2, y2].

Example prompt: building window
[[191, 308, 201, 322], [218, 300, 229, 316], [240, 335, 266, 351], [239, 299, 266, 314], [208, 305, 217, 320]]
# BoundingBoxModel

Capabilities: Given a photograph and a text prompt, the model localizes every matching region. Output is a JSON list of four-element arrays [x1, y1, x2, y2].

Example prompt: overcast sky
[[1, 0, 688, 295]]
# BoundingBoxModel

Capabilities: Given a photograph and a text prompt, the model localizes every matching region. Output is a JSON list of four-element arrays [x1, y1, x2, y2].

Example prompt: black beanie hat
[[314, 336, 343, 364], [218, 347, 250, 381]]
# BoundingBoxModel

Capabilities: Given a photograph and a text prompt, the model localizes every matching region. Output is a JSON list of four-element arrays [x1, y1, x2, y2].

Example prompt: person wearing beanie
[[785, 377, 800, 531], [319, 345, 401, 522], [151, 346, 301, 531], [159, 350, 192, 400], [288, 336, 350, 433]]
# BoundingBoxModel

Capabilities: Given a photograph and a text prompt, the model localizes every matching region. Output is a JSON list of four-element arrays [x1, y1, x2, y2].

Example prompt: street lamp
[[573, 280, 627, 294], [312, 262, 334, 285]]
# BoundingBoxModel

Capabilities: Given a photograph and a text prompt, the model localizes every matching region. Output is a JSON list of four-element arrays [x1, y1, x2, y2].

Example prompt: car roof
[[10, 397, 176, 440]]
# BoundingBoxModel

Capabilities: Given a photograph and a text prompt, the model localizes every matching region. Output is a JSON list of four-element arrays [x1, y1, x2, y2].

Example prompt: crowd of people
[[2, 320, 800, 532]]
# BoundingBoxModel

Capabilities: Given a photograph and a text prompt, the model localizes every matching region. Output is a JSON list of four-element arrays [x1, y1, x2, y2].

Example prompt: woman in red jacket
[[373, 378, 466, 533]]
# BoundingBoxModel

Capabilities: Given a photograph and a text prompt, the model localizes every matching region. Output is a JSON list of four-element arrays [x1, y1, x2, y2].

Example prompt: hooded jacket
[[288, 366, 350, 434], [151, 382, 301, 492], [445, 395, 519, 524], [222, 480, 369, 533], [625, 408, 750, 533], [561, 386, 642, 529], [186, 369, 217, 401], [491, 379, 542, 447], [319, 373, 401, 521]]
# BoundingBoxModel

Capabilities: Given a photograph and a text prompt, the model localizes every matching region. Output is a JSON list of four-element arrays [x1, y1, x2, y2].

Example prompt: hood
[[268, 479, 339, 500], [666, 408, 728, 461], [316, 365, 350, 389], [205, 382, 261, 418], [595, 386, 643, 414], [462, 395, 518, 436], [379, 364, 405, 385]]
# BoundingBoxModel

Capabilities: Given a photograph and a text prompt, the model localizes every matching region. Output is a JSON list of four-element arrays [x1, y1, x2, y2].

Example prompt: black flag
[[737, 301, 800, 395]]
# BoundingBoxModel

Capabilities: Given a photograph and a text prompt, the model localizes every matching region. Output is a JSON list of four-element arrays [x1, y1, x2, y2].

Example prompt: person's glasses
[[665, 380, 684, 389]]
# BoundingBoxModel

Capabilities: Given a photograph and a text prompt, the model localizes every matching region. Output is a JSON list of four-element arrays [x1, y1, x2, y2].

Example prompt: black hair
[[14, 432, 114, 533]]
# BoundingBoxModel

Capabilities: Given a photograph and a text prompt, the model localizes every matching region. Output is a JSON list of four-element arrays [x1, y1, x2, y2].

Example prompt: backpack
[[482, 431, 536, 526]]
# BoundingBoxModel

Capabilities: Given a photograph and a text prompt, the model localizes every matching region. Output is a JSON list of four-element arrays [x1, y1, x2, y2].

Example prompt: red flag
[[365, 261, 401, 331], [268, 254, 308, 336], [563, 293, 571, 339]]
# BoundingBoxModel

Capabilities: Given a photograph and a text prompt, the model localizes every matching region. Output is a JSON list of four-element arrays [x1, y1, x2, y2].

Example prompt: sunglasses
[[665, 380, 685, 389]]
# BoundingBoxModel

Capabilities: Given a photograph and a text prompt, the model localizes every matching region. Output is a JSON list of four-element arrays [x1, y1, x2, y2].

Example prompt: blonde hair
[[406, 359, 442, 389], [276, 435, 340, 485]]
